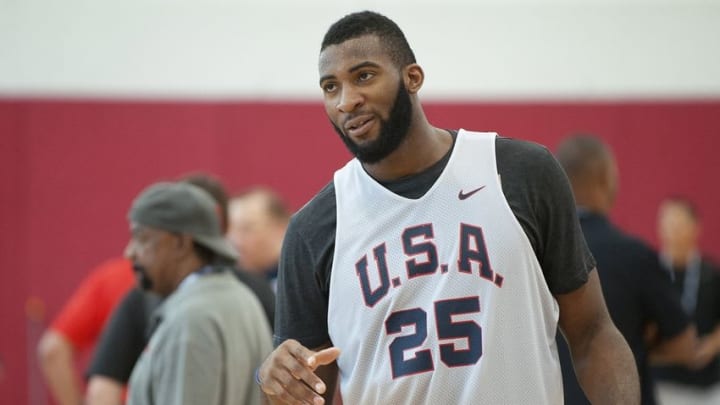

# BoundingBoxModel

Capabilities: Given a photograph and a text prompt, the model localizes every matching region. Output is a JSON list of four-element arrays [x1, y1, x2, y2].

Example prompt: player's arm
[[261, 252, 340, 405], [37, 330, 83, 405], [259, 340, 340, 405], [522, 145, 636, 402], [265, 185, 339, 404], [557, 270, 639, 405]]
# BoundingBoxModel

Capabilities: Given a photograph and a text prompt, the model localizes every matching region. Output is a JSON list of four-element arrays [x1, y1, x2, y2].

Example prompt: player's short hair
[[321, 11, 417, 68], [662, 195, 700, 222]]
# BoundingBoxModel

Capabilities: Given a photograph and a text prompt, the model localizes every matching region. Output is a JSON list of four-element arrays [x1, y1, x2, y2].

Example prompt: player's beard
[[332, 80, 413, 164]]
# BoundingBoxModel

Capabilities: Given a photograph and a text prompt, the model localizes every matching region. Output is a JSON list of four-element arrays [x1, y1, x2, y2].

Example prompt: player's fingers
[[284, 354, 327, 395], [287, 339, 319, 364], [263, 367, 324, 405], [308, 347, 341, 368], [282, 341, 334, 394], [260, 341, 328, 402]]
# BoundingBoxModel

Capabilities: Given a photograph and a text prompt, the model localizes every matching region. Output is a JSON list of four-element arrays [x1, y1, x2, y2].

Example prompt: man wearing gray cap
[[125, 182, 272, 405]]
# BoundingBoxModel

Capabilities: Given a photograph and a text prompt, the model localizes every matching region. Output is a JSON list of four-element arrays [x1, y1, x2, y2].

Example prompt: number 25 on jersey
[[386, 296, 482, 379]]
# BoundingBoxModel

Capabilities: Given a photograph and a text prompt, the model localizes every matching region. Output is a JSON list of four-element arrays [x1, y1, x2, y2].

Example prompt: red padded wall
[[0, 99, 718, 403]]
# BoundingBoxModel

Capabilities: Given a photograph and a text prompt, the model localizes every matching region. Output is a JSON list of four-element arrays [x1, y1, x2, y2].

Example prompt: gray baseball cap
[[128, 182, 238, 262]]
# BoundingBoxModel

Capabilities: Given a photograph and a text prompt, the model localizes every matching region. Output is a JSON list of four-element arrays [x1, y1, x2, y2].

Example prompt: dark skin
[[318, 35, 452, 181], [259, 34, 639, 405], [557, 271, 639, 403], [125, 223, 202, 298]]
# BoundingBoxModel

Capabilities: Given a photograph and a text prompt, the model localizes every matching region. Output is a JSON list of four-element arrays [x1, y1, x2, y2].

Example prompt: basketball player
[[258, 11, 639, 404]]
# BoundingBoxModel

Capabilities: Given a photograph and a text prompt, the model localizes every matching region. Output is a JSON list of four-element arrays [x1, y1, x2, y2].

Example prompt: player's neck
[[362, 119, 451, 182]]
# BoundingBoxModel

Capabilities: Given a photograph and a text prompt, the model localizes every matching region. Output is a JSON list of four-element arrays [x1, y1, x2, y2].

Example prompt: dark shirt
[[87, 267, 275, 383], [653, 257, 720, 387], [238, 263, 279, 291], [557, 211, 690, 405], [233, 268, 276, 326], [275, 134, 595, 349]]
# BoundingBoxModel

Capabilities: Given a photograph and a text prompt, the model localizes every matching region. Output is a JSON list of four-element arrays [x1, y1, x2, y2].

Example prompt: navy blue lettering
[[386, 308, 434, 379], [355, 243, 391, 307], [435, 297, 482, 367], [403, 224, 439, 278], [458, 223, 494, 281]]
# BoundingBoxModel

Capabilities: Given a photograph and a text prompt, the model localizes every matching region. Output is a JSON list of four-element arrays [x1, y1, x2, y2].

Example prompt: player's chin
[[348, 129, 382, 148]]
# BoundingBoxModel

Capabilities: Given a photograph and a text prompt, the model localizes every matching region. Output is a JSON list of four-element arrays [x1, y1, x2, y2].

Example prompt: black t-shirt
[[275, 134, 595, 348], [557, 212, 690, 405], [87, 268, 276, 382], [86, 288, 159, 382]]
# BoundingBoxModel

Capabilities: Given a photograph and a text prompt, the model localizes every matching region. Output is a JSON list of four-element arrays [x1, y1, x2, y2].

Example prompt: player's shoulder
[[492, 135, 564, 187], [495, 136, 555, 165], [289, 181, 337, 235]]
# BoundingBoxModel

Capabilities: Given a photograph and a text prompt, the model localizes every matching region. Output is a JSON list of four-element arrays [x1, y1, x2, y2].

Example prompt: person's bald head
[[556, 134, 618, 214]]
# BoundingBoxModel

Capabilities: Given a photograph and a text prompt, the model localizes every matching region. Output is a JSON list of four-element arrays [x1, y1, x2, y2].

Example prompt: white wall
[[1, 0, 719, 100]]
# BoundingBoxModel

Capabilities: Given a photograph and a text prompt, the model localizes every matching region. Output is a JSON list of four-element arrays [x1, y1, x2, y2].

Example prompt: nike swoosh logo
[[458, 186, 486, 200]]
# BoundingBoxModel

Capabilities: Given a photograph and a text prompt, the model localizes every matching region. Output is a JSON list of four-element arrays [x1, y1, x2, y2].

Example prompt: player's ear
[[404, 63, 424, 94]]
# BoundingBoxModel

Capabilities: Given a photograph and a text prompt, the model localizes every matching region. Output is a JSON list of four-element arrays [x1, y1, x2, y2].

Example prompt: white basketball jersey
[[328, 130, 562, 404]]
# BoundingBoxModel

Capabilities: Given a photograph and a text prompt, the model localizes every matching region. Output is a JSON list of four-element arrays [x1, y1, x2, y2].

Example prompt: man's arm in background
[[37, 330, 82, 405]]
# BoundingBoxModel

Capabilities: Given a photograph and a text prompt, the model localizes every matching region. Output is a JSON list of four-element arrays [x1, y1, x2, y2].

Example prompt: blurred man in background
[[123, 181, 272, 405], [555, 134, 697, 405], [653, 196, 720, 404], [85, 174, 276, 405], [226, 187, 290, 291]]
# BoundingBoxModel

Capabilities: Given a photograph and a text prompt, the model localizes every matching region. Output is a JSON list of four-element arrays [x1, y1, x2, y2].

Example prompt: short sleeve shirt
[[51, 258, 135, 349], [274, 134, 595, 348]]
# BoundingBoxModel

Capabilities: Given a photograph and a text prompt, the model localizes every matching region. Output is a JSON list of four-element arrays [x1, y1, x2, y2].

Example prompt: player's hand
[[258, 339, 340, 405]]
